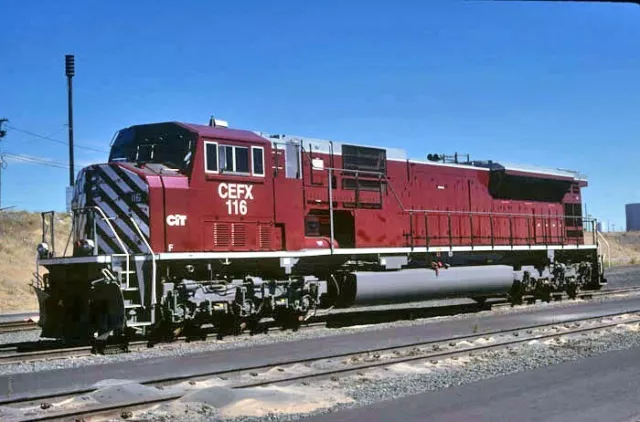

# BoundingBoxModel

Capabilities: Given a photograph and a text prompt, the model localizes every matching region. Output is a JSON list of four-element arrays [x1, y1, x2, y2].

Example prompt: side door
[[272, 140, 305, 251]]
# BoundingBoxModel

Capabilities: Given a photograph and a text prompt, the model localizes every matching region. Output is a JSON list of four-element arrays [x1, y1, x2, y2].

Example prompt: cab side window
[[252, 146, 265, 177], [219, 145, 234, 172], [204, 141, 266, 178], [235, 147, 250, 173], [204, 141, 218, 173], [218, 145, 249, 175]]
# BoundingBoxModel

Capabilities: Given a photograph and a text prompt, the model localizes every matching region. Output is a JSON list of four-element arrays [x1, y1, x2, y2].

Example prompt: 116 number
[[226, 199, 247, 215]]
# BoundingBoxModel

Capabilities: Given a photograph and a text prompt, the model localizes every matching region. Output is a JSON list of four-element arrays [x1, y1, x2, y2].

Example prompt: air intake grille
[[213, 223, 231, 247], [213, 222, 248, 248], [258, 225, 271, 249], [232, 223, 247, 247]]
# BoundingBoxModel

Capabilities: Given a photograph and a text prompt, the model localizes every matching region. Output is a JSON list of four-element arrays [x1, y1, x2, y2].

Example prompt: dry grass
[[0, 211, 71, 313], [599, 231, 640, 267]]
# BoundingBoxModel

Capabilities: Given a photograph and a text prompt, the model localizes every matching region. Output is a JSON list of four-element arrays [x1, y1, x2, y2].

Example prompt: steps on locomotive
[[111, 256, 152, 329]]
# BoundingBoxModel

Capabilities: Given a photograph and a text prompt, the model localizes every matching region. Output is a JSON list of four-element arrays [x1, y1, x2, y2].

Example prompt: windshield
[[109, 123, 197, 172]]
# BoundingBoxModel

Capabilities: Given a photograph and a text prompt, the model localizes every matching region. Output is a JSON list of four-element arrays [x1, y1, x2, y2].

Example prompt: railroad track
[[582, 286, 640, 299], [522, 285, 640, 302], [1, 286, 638, 367], [0, 320, 38, 334], [5, 308, 640, 421], [0, 321, 327, 366]]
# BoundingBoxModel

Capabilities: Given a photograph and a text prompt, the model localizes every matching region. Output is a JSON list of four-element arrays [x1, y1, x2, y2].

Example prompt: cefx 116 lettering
[[218, 183, 254, 215]]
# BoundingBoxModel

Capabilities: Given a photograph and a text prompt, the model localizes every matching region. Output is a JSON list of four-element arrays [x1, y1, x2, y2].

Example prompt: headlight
[[37, 243, 49, 259], [74, 239, 95, 256]]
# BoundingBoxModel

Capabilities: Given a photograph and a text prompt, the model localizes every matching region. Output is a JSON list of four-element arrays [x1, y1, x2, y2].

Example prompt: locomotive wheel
[[147, 319, 179, 345], [472, 297, 490, 310], [273, 309, 302, 331], [248, 316, 266, 336], [91, 326, 130, 355], [537, 285, 552, 303], [216, 314, 246, 340], [508, 281, 524, 306], [183, 322, 207, 342]]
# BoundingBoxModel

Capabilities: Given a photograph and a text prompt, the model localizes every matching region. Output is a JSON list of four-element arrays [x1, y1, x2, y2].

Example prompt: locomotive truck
[[32, 118, 606, 342]]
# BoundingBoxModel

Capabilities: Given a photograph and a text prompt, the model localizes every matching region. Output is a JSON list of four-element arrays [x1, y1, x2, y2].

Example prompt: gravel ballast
[[131, 321, 640, 422], [12, 318, 640, 422], [602, 265, 640, 289]]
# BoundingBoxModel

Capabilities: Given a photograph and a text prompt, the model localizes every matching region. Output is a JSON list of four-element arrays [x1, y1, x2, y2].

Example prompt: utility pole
[[65, 54, 75, 187], [0, 118, 7, 210]]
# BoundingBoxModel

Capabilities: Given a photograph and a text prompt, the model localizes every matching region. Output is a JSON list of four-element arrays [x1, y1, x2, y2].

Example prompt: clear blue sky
[[1, 0, 639, 230]]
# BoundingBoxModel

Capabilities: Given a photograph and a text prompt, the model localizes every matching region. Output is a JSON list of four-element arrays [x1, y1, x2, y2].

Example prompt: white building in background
[[626, 203, 640, 232]]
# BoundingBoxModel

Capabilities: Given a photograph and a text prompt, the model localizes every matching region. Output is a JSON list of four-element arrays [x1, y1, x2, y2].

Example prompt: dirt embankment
[[0, 211, 71, 313], [599, 231, 640, 267]]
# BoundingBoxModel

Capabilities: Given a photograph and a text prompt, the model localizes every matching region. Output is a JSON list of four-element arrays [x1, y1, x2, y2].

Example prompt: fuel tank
[[329, 265, 515, 307]]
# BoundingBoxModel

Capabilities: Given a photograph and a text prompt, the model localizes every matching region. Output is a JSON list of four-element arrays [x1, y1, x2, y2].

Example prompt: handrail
[[63, 214, 74, 257], [71, 206, 132, 290], [74, 206, 129, 254], [596, 230, 611, 268], [309, 164, 593, 222], [307, 164, 412, 211], [327, 142, 335, 253], [307, 163, 594, 251], [130, 216, 157, 313]]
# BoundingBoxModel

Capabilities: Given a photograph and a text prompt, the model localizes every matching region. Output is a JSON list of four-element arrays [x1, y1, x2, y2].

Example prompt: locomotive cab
[[71, 121, 282, 255], [109, 122, 198, 174]]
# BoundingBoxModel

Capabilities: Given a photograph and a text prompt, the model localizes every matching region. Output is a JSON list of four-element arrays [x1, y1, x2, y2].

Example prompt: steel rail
[[237, 315, 640, 389], [0, 341, 146, 365], [0, 321, 327, 366], [0, 320, 38, 334], [12, 310, 640, 422]]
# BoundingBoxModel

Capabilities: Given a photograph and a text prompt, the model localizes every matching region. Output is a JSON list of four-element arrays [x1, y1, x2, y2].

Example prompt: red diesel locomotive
[[33, 118, 606, 341]]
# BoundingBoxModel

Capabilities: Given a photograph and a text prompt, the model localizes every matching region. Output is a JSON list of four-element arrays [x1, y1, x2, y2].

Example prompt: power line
[[2, 152, 70, 169], [5, 124, 109, 153], [478, 0, 640, 4]]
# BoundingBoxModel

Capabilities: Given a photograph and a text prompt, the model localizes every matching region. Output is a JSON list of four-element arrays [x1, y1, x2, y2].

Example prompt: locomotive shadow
[[317, 300, 500, 329]]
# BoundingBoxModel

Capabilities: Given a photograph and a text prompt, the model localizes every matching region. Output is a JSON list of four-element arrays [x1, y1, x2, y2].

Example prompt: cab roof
[[177, 122, 269, 145]]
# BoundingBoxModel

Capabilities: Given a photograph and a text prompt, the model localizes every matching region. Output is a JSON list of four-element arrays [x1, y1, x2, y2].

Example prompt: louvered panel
[[258, 225, 271, 249], [232, 223, 247, 247], [213, 223, 231, 247]]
